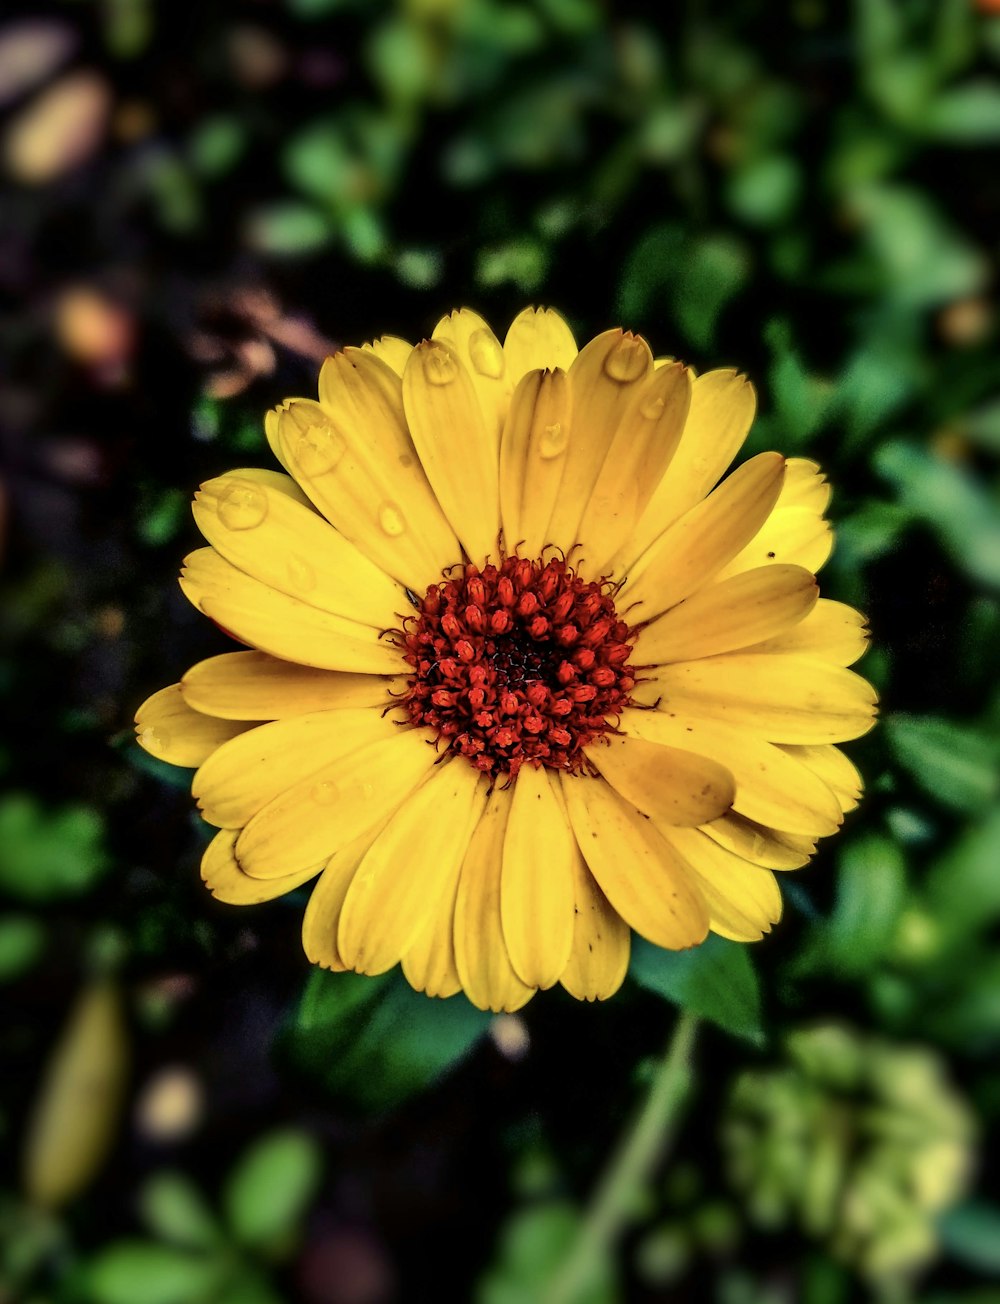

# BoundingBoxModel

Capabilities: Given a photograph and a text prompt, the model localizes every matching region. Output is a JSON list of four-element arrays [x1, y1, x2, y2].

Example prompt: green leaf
[[939, 1201, 1000, 1273], [244, 203, 332, 256], [673, 234, 750, 350], [832, 328, 920, 447], [187, 116, 246, 177], [874, 440, 1000, 588], [223, 1129, 322, 1251], [616, 223, 684, 321], [477, 1202, 618, 1304], [924, 809, 1000, 939], [925, 82, 1000, 143], [886, 715, 1000, 814], [828, 835, 907, 976], [476, 239, 548, 293], [86, 1242, 225, 1304], [287, 969, 491, 1110], [283, 123, 358, 207], [630, 936, 764, 1045], [851, 186, 987, 308], [0, 914, 46, 981], [138, 1173, 221, 1251], [764, 319, 833, 447], [963, 396, 1000, 454], [0, 794, 109, 902], [725, 155, 801, 228]]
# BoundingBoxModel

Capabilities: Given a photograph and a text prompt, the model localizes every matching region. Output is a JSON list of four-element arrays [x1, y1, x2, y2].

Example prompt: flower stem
[[543, 1010, 700, 1304]]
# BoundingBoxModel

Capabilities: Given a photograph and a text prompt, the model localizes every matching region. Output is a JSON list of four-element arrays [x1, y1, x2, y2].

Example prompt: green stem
[[543, 1010, 700, 1304]]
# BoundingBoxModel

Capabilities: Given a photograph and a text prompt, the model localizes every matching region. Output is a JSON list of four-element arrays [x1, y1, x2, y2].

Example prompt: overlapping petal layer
[[137, 307, 877, 1011]]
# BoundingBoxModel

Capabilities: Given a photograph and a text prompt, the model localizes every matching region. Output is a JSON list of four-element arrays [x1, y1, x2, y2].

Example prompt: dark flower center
[[395, 555, 636, 778]]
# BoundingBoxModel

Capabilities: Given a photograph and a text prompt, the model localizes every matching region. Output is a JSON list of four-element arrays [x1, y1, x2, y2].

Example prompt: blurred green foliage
[[2, 0, 1000, 1300]]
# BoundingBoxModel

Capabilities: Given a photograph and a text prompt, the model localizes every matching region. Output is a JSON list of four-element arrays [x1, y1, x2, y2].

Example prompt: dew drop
[[311, 779, 338, 806], [751, 833, 767, 859], [378, 501, 406, 536], [217, 480, 268, 531], [604, 334, 649, 382], [290, 415, 346, 476], [423, 343, 458, 386], [286, 554, 317, 594], [468, 327, 505, 379], [538, 422, 567, 459], [640, 394, 665, 420], [398, 452, 414, 468]]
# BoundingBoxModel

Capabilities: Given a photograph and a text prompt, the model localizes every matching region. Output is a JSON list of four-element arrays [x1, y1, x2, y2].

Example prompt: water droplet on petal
[[311, 779, 338, 806], [378, 501, 406, 536], [640, 395, 665, 420], [286, 406, 347, 475], [538, 422, 567, 459], [422, 343, 458, 386], [398, 452, 414, 468], [286, 555, 317, 594], [604, 334, 649, 382], [468, 327, 505, 379], [217, 480, 268, 531]]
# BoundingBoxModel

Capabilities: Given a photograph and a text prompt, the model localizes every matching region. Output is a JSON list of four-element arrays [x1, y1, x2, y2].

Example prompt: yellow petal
[[782, 458, 831, 513], [401, 862, 463, 999], [338, 762, 488, 976], [264, 409, 288, 472], [634, 565, 818, 665], [181, 651, 402, 720], [579, 362, 693, 574], [454, 785, 535, 1013], [584, 734, 735, 827], [702, 812, 816, 870], [192, 472, 405, 628], [433, 308, 509, 447], [217, 464, 312, 507], [283, 348, 459, 589], [179, 548, 401, 674], [622, 453, 786, 622], [556, 770, 630, 1002], [560, 772, 709, 950], [660, 826, 782, 942], [717, 505, 833, 579], [647, 653, 879, 744], [778, 743, 863, 814], [192, 706, 398, 829], [501, 765, 575, 989], [135, 684, 253, 768], [361, 334, 412, 375], [546, 329, 653, 549], [201, 829, 322, 904], [620, 369, 757, 569], [498, 367, 573, 558], [236, 726, 436, 878], [402, 339, 500, 566], [503, 306, 577, 384], [620, 706, 844, 837], [301, 824, 388, 970], [746, 598, 869, 666]]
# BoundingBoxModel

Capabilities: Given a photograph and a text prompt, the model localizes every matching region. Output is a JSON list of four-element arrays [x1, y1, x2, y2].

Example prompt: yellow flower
[[135, 307, 877, 1012]]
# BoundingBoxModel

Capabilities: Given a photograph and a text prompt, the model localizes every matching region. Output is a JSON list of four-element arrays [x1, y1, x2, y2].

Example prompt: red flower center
[[395, 556, 636, 778]]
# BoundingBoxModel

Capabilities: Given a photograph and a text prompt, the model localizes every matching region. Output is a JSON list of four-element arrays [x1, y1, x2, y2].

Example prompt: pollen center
[[395, 556, 636, 778]]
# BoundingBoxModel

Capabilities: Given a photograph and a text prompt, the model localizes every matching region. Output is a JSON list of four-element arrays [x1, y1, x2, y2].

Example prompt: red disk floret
[[396, 556, 636, 777]]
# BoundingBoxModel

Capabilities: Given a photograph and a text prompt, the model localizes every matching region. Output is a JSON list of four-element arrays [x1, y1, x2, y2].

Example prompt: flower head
[[136, 308, 877, 1011]]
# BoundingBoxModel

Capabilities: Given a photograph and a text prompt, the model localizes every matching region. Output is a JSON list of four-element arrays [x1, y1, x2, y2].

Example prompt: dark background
[[2, 2, 1000, 1301]]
